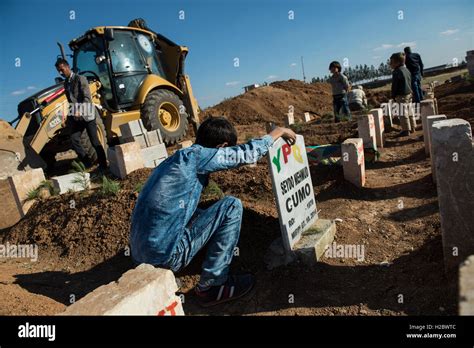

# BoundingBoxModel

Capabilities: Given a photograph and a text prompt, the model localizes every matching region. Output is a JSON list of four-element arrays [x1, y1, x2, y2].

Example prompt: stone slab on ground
[[121, 130, 163, 149], [431, 118, 474, 273], [0, 179, 22, 229], [460, 255, 474, 315], [62, 264, 184, 315], [264, 219, 336, 269], [370, 108, 385, 148], [426, 115, 447, 160], [341, 138, 365, 187], [108, 142, 145, 179], [420, 100, 438, 155], [142, 144, 168, 168], [51, 172, 91, 195], [357, 114, 377, 151], [0, 168, 45, 229], [427, 115, 447, 181]]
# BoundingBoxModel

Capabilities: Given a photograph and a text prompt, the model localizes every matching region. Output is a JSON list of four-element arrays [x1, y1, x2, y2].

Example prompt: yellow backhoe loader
[[0, 18, 200, 177]]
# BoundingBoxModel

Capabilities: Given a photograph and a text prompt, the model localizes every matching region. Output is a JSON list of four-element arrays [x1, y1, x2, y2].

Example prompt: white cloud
[[454, 37, 461, 41], [373, 42, 416, 52], [372, 56, 381, 60], [373, 44, 394, 51], [10, 86, 37, 96], [441, 29, 459, 36], [225, 81, 240, 86], [290, 63, 297, 67], [267, 75, 278, 80]]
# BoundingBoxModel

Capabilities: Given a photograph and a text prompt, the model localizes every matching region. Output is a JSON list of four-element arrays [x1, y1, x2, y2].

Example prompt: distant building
[[243, 84, 260, 92]]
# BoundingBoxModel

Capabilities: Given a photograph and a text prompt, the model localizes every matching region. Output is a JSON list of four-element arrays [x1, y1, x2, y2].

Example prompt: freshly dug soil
[[0, 76, 467, 316]]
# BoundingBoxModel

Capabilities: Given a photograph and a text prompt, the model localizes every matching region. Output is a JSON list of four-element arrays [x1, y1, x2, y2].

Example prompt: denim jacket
[[130, 135, 274, 265]]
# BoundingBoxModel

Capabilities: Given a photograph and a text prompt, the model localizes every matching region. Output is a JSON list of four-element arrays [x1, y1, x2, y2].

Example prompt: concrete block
[[121, 130, 164, 149], [420, 100, 437, 155], [382, 101, 393, 128], [304, 112, 311, 123], [285, 112, 295, 127], [147, 129, 163, 146], [108, 142, 145, 179], [431, 119, 474, 273], [357, 114, 377, 151], [296, 219, 337, 264], [178, 140, 193, 149], [119, 119, 147, 138], [427, 115, 447, 181], [341, 138, 365, 187], [0, 179, 22, 229], [141, 144, 167, 162], [460, 255, 474, 315], [264, 219, 336, 269], [62, 264, 184, 315], [8, 168, 45, 204], [0, 168, 46, 229], [370, 108, 385, 148], [51, 172, 91, 194], [426, 115, 447, 160]]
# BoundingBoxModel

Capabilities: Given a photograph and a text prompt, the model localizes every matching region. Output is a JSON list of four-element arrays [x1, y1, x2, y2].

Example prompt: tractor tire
[[141, 89, 188, 145], [79, 113, 108, 164]]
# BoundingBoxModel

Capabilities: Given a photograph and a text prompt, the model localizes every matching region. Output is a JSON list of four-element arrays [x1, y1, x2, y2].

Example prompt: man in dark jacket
[[404, 47, 424, 103], [390, 52, 414, 136], [55, 58, 107, 171]]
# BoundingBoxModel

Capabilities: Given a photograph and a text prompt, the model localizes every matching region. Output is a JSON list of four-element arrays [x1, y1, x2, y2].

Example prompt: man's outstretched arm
[[197, 127, 296, 174]]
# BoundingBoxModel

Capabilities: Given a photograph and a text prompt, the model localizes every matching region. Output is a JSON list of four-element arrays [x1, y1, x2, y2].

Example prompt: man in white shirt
[[348, 85, 368, 111]]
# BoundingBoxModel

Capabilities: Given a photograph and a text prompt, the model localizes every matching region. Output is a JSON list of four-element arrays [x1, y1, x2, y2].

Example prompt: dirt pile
[[2, 168, 155, 271], [435, 79, 474, 126], [202, 79, 333, 125]]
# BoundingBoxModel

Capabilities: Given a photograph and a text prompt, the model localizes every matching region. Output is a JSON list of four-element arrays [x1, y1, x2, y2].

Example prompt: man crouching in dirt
[[130, 116, 296, 307]]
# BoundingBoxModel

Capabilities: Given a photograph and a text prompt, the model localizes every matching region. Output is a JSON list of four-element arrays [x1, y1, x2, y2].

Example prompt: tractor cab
[[70, 26, 170, 111]]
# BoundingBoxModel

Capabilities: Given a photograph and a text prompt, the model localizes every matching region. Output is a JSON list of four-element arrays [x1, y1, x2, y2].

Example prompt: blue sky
[[1, 0, 473, 121]]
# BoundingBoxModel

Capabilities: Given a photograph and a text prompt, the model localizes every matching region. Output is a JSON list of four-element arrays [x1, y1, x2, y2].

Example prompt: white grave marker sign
[[268, 135, 318, 250]]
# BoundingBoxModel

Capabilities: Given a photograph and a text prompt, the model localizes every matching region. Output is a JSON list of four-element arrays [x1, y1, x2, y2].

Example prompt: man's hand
[[269, 127, 297, 145]]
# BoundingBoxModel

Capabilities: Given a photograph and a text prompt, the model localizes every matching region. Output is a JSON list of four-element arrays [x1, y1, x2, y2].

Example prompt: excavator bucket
[[0, 119, 46, 180]]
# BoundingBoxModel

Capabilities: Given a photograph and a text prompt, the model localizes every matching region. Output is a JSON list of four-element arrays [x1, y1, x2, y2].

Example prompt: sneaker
[[195, 274, 255, 307], [398, 130, 410, 137]]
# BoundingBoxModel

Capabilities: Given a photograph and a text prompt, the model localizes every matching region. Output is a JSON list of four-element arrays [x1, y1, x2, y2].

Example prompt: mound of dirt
[[202, 79, 333, 125], [2, 189, 140, 272], [365, 90, 390, 108], [435, 79, 474, 127]]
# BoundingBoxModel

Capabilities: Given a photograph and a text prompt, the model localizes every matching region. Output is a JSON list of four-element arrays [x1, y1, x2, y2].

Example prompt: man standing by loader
[[55, 58, 107, 172]]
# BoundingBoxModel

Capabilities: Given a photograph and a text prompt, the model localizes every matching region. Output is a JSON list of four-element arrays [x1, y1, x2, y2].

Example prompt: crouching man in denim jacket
[[130, 116, 296, 306]]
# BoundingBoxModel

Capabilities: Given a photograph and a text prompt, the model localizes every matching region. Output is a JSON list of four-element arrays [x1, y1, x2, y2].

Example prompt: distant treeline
[[311, 60, 467, 85]]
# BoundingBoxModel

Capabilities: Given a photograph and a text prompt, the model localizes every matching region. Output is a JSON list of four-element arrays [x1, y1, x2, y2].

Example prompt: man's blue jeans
[[166, 196, 243, 287], [333, 94, 351, 122], [411, 73, 424, 103]]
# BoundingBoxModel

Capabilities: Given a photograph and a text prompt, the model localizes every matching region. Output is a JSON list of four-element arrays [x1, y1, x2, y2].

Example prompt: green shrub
[[100, 176, 121, 196]]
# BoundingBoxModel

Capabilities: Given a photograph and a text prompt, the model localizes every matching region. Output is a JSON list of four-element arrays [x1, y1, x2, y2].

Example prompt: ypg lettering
[[271, 143, 304, 173]]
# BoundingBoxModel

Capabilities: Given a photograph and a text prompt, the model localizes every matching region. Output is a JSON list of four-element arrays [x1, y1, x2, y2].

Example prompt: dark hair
[[329, 61, 342, 72], [55, 58, 69, 68], [404, 46, 412, 54], [390, 52, 405, 65], [195, 116, 237, 148]]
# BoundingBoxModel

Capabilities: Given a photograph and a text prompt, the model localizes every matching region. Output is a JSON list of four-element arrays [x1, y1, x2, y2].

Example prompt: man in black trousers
[[55, 58, 107, 172]]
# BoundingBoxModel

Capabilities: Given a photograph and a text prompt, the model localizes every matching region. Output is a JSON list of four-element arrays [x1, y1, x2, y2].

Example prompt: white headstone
[[267, 135, 318, 250]]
